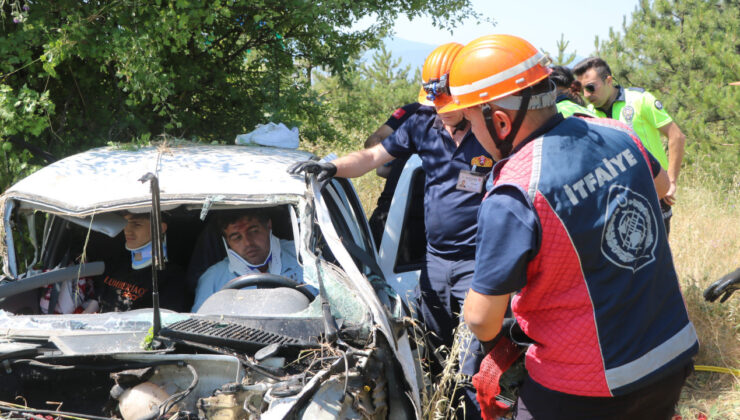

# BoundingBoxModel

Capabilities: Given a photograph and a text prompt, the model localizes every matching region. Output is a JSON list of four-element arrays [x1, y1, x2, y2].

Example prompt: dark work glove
[[704, 267, 740, 303], [473, 336, 524, 420], [480, 317, 534, 354], [287, 160, 337, 182]]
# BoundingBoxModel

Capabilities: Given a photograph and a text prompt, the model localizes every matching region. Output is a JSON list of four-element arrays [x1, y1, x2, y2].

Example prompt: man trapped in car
[[95, 211, 187, 313], [191, 209, 305, 312]]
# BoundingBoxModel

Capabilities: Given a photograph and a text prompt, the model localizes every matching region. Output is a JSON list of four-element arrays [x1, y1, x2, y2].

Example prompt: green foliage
[[543, 33, 577, 66], [310, 43, 420, 149], [0, 0, 481, 191], [597, 0, 740, 186], [141, 326, 155, 350]]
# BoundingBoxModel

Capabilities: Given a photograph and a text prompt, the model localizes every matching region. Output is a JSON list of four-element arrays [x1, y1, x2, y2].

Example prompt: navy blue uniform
[[382, 106, 493, 419], [472, 115, 696, 418], [368, 103, 422, 247], [381, 106, 493, 258]]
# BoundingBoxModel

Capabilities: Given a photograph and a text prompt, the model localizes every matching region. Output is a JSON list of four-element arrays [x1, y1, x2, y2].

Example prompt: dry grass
[[670, 165, 740, 420], [322, 141, 739, 419], [300, 141, 386, 218]]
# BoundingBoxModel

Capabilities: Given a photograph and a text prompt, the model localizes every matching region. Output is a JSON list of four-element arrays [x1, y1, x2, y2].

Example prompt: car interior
[[0, 204, 311, 316]]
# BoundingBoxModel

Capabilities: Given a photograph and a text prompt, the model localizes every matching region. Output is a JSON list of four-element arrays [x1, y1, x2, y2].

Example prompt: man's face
[[224, 216, 272, 265], [577, 68, 614, 109], [463, 105, 504, 161], [123, 214, 152, 249], [436, 104, 464, 127]]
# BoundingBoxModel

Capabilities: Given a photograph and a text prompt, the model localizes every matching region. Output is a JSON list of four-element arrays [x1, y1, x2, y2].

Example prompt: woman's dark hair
[[550, 65, 575, 88], [550, 65, 587, 106]]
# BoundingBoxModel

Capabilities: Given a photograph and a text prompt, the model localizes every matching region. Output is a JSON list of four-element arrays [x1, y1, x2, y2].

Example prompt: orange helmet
[[417, 42, 464, 107], [439, 34, 553, 113]]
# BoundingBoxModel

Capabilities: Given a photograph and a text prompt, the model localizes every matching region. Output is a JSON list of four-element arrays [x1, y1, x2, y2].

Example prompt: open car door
[[377, 155, 426, 305]]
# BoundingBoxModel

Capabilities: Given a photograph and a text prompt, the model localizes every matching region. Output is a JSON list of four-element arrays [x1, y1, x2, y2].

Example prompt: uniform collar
[[432, 115, 473, 146], [556, 93, 570, 103], [510, 113, 565, 156], [598, 85, 625, 117]]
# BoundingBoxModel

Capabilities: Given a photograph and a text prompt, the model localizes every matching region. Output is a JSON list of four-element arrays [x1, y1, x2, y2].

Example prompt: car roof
[[3, 142, 315, 216]]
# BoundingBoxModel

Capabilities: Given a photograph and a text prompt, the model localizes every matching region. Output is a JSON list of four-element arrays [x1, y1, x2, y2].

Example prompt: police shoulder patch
[[654, 100, 663, 110]]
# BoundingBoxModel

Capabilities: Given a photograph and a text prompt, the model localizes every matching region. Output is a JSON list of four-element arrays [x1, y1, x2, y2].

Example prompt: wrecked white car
[[0, 142, 423, 419]]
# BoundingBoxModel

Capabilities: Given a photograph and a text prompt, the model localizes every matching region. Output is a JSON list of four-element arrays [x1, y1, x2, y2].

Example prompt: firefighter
[[290, 42, 493, 419], [439, 34, 698, 420]]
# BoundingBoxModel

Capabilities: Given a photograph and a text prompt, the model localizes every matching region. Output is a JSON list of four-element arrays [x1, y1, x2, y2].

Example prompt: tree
[[543, 33, 577, 66], [596, 0, 740, 182], [311, 43, 419, 149], [0, 0, 483, 190]]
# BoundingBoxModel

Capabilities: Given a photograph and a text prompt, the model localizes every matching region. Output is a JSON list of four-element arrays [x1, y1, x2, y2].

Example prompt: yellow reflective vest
[[590, 86, 673, 169]]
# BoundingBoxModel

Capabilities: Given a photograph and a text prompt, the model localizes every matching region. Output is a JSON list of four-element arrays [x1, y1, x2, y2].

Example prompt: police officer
[[290, 42, 492, 419], [439, 34, 698, 420], [574, 57, 686, 234]]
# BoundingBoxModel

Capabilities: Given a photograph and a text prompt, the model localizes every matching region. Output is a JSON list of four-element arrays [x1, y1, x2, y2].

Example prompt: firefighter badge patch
[[471, 155, 493, 168], [602, 185, 658, 272]]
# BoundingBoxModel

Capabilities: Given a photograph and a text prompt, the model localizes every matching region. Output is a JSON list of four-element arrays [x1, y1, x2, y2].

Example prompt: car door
[[312, 176, 423, 416], [377, 155, 425, 304]]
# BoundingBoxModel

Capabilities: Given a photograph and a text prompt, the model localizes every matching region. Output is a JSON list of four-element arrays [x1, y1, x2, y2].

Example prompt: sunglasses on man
[[584, 83, 597, 93]]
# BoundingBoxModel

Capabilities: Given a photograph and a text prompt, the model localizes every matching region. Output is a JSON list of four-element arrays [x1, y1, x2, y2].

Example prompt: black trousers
[[514, 362, 693, 420]]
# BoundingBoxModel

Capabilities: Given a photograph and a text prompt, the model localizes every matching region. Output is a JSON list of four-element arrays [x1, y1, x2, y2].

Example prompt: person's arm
[[643, 147, 670, 199], [365, 124, 396, 178], [658, 121, 686, 206], [654, 167, 670, 199], [333, 143, 395, 178], [464, 292, 510, 342], [192, 265, 221, 312], [465, 186, 538, 342], [364, 124, 394, 149]]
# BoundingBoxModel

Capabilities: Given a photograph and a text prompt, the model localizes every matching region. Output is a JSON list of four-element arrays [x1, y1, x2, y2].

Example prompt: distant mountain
[[365, 38, 588, 73], [361, 37, 436, 73]]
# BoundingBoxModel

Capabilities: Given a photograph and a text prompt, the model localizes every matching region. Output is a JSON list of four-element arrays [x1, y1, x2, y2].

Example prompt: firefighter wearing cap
[[289, 42, 492, 419], [439, 34, 698, 420], [573, 57, 687, 235]]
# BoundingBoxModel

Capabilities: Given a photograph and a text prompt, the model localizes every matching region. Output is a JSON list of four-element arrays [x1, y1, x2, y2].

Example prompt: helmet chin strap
[[481, 88, 532, 158], [452, 117, 468, 134]]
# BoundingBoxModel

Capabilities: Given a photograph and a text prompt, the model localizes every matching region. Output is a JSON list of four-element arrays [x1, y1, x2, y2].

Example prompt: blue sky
[[388, 0, 642, 59]]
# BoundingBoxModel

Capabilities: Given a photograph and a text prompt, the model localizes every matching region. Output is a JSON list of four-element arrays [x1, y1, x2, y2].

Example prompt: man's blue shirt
[[381, 106, 493, 258], [191, 239, 304, 312]]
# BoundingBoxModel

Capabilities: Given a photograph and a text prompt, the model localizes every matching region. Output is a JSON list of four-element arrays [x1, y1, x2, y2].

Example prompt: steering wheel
[[220, 273, 315, 301]]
